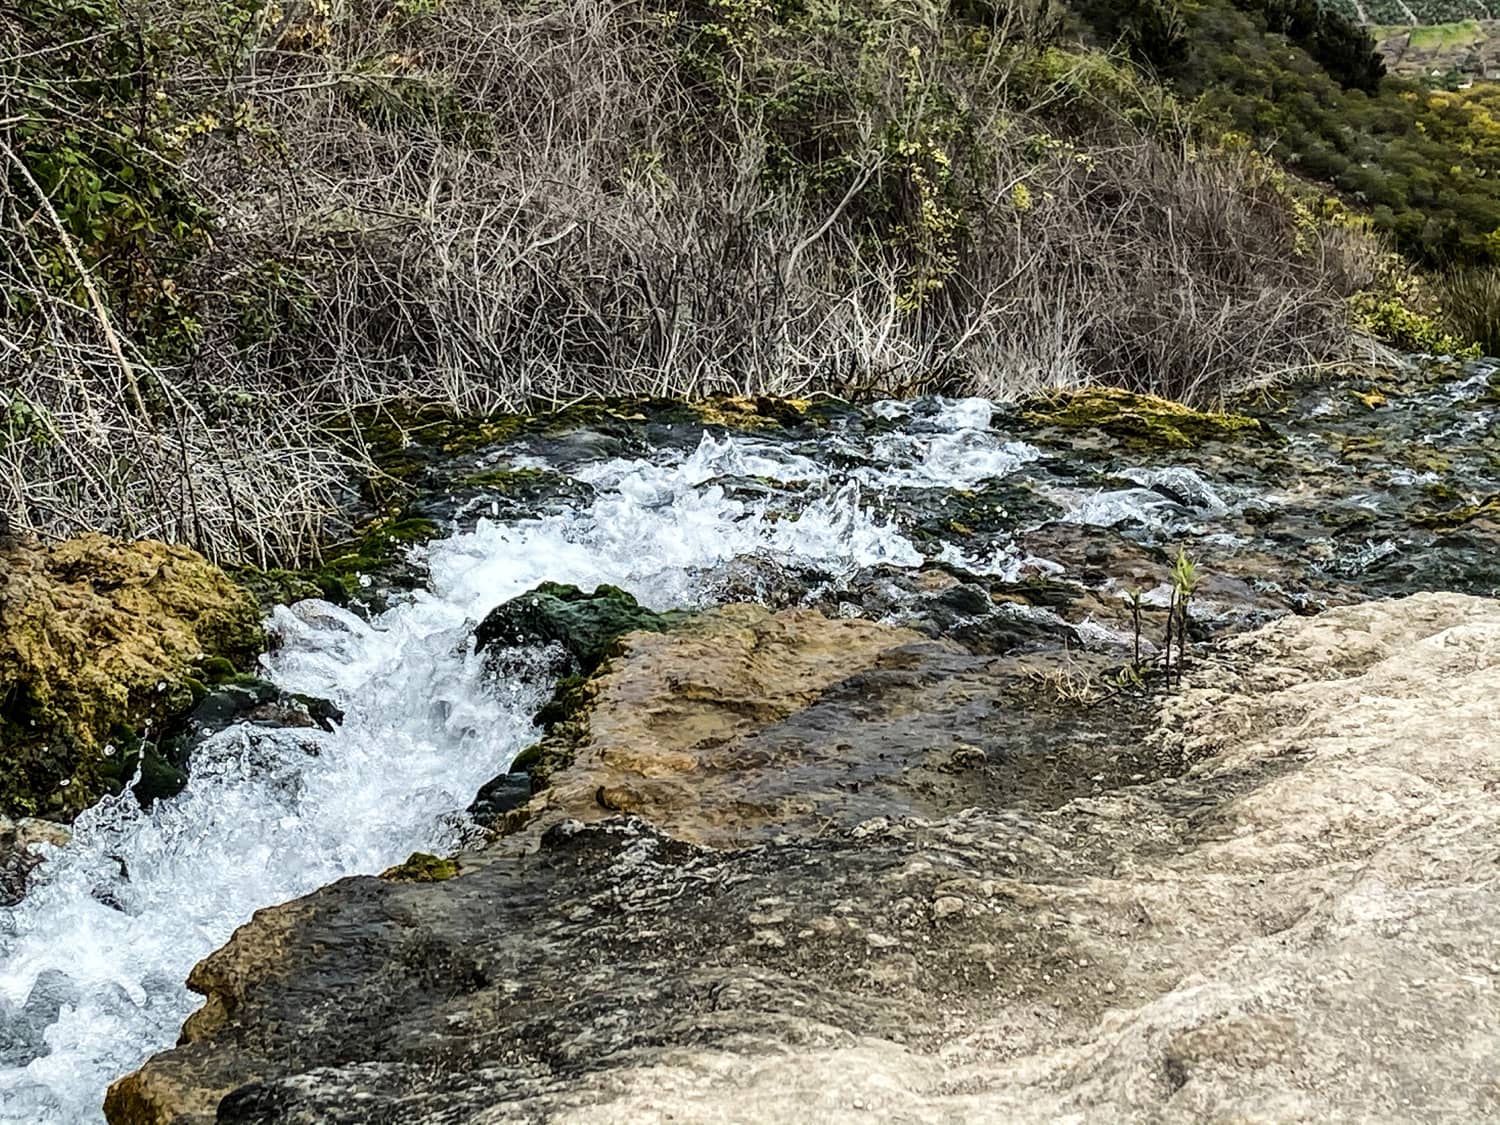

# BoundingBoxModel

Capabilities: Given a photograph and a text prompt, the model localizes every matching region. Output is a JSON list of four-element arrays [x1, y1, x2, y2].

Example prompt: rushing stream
[[0, 403, 997, 1123], [1, 364, 1497, 1122]]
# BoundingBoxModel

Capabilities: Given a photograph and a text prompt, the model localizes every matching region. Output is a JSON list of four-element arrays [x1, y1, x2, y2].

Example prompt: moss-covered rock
[[472, 584, 696, 807], [0, 534, 264, 820], [473, 582, 683, 677], [228, 566, 350, 612], [1020, 388, 1270, 450], [379, 852, 460, 882], [1413, 493, 1500, 532]]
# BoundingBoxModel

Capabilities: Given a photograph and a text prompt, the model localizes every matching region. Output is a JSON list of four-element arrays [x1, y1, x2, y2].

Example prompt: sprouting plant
[[1164, 547, 1200, 689], [1126, 586, 1143, 667]]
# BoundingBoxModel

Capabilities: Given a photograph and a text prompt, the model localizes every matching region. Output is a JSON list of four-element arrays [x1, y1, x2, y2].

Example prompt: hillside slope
[[0, 0, 1479, 564]]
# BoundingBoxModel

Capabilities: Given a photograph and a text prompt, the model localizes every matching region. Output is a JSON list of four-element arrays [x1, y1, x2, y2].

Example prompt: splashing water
[[0, 401, 1033, 1123]]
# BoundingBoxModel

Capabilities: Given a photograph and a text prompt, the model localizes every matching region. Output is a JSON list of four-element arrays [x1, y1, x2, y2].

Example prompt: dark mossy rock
[[89, 678, 341, 814], [467, 771, 533, 826], [229, 566, 351, 612], [1020, 388, 1271, 450], [1413, 493, 1500, 533], [354, 394, 836, 475], [895, 481, 1062, 555], [131, 747, 190, 809], [231, 510, 437, 617], [471, 587, 685, 807], [474, 582, 685, 678], [401, 467, 602, 533], [379, 852, 460, 882]]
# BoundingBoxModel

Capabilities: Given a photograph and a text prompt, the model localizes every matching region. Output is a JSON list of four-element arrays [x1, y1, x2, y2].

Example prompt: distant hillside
[[1371, 18, 1500, 76], [1069, 0, 1500, 264], [1326, 0, 1498, 21]]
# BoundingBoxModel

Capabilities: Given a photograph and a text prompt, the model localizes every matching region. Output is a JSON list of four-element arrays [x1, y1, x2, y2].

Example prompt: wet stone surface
[[338, 359, 1498, 633]]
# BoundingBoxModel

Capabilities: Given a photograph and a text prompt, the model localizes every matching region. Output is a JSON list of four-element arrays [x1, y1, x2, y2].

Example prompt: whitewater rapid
[[0, 399, 1033, 1123]]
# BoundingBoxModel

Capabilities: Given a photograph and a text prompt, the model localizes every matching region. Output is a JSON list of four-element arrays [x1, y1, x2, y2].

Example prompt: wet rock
[[465, 771, 532, 824], [497, 605, 984, 846], [110, 681, 341, 811], [181, 681, 342, 738], [0, 969, 81, 1062], [106, 593, 1500, 1124], [1020, 387, 1272, 450], [690, 555, 831, 610], [474, 582, 683, 678], [378, 853, 460, 882], [0, 534, 264, 820], [0, 816, 71, 906]]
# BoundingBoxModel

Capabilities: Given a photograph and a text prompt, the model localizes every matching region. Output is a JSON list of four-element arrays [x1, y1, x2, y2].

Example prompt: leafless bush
[[1, 0, 1382, 563]]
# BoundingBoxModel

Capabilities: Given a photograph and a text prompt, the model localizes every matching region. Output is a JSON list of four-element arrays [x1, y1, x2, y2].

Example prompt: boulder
[[0, 534, 264, 820], [473, 581, 680, 677]]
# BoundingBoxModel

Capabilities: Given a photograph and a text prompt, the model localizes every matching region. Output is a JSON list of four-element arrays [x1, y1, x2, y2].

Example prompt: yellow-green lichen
[[380, 852, 461, 882], [1413, 493, 1500, 532], [0, 534, 264, 819], [1021, 388, 1268, 450]]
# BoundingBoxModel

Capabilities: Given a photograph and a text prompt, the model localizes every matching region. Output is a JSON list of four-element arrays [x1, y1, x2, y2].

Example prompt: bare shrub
[[1, 0, 1382, 563]]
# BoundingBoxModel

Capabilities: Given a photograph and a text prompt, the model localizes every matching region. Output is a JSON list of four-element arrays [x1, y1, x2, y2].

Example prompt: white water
[[0, 399, 1038, 1123]]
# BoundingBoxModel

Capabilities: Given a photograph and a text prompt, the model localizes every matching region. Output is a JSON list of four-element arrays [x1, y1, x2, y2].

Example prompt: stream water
[[1, 364, 1496, 1123]]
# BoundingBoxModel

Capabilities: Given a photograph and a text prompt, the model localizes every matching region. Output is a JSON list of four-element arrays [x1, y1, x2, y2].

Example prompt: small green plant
[[1163, 546, 1200, 689], [1126, 586, 1144, 666]]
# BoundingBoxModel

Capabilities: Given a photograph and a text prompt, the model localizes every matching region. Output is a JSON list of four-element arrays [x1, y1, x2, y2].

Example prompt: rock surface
[[106, 591, 1500, 1124], [0, 815, 72, 906], [0, 534, 264, 820]]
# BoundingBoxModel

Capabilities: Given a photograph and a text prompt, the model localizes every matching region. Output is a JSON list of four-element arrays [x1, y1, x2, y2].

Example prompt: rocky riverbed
[[107, 591, 1500, 1123], [2, 357, 1498, 1123]]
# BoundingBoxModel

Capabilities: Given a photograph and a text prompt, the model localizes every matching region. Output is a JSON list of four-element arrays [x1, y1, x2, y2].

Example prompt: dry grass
[[1439, 266, 1500, 356]]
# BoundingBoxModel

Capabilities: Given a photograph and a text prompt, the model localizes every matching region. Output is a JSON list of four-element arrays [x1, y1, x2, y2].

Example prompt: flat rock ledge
[[107, 592, 1500, 1124]]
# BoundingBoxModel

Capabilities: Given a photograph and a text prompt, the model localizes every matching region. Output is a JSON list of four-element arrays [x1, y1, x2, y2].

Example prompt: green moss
[[509, 744, 543, 775], [505, 668, 608, 792], [380, 852, 461, 882], [1402, 444, 1454, 475], [474, 582, 686, 676], [322, 512, 438, 575], [357, 394, 835, 475], [1413, 493, 1500, 532], [229, 566, 346, 611], [0, 535, 265, 820], [459, 467, 550, 490], [1422, 481, 1466, 507], [1320, 509, 1378, 535], [689, 395, 818, 429], [1020, 388, 1269, 449]]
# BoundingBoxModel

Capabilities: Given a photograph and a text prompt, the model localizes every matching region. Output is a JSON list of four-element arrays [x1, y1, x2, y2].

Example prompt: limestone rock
[[106, 593, 1500, 1124]]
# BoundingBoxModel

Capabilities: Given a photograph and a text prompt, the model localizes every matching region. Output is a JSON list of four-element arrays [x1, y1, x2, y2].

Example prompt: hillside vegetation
[[0, 0, 1481, 565]]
